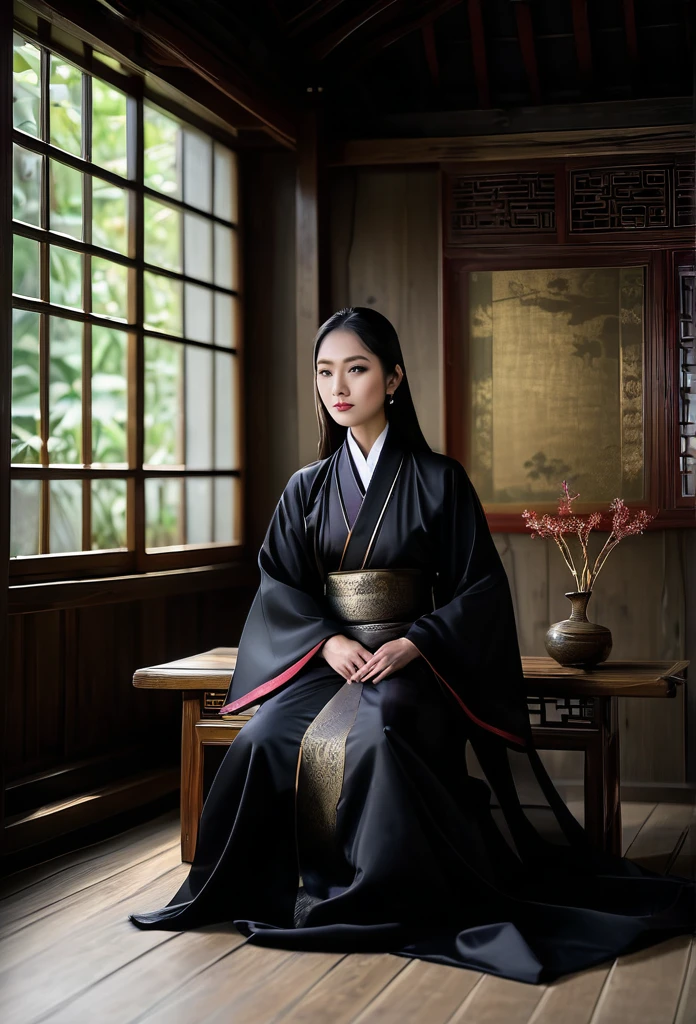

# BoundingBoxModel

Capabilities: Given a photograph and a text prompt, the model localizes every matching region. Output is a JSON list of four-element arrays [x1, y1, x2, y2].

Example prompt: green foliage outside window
[[11, 32, 238, 557]]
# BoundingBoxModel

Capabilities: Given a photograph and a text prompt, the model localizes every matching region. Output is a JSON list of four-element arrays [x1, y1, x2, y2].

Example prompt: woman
[[130, 307, 694, 983]]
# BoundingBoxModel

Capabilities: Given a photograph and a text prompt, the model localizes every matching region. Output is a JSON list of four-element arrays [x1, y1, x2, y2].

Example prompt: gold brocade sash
[[294, 679, 363, 924], [293, 568, 433, 926], [324, 567, 433, 649]]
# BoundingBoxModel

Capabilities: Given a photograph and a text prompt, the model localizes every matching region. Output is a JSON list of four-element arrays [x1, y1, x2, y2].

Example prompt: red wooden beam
[[571, 0, 593, 89], [421, 22, 439, 88], [514, 0, 541, 105], [622, 0, 639, 67], [467, 0, 490, 109]]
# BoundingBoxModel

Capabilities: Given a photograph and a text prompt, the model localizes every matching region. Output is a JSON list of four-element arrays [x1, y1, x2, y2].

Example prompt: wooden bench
[[133, 649, 688, 862]]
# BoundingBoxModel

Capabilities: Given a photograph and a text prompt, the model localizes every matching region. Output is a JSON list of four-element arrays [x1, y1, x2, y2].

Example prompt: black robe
[[129, 425, 695, 983]]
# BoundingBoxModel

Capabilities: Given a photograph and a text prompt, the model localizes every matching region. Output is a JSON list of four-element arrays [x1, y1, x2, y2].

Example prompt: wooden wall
[[329, 165, 696, 787], [330, 168, 443, 452]]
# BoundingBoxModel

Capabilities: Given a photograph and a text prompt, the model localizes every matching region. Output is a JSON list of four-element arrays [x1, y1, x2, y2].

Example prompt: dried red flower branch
[[521, 481, 656, 591]]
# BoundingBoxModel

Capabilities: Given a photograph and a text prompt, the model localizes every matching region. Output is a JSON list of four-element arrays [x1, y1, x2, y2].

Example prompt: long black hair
[[312, 307, 432, 460]]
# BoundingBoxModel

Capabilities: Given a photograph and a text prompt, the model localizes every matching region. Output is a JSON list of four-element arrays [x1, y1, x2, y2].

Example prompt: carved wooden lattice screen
[[678, 265, 696, 502]]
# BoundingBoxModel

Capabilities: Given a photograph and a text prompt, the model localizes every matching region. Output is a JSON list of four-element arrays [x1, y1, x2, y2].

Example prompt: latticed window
[[11, 18, 243, 579]]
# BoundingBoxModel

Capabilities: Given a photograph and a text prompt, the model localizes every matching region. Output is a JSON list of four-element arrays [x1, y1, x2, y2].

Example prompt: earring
[[388, 393, 394, 405]]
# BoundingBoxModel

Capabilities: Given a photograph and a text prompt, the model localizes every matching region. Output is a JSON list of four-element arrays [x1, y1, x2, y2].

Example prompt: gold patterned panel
[[468, 266, 645, 508], [295, 680, 363, 892]]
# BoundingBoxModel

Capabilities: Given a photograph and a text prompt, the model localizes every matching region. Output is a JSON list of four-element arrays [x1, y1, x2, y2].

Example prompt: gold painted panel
[[468, 266, 645, 507]]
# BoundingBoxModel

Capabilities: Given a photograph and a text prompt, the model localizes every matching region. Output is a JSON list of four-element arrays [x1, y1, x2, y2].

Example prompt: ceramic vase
[[544, 591, 613, 668]]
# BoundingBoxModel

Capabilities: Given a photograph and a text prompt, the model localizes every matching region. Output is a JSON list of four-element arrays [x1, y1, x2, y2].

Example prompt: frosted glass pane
[[13, 235, 40, 298], [13, 145, 41, 225], [144, 105, 181, 199], [144, 197, 181, 272], [92, 79, 127, 177], [145, 337, 182, 465], [183, 129, 212, 212], [92, 257, 127, 320], [184, 213, 212, 283], [50, 159, 82, 239], [186, 477, 213, 543], [144, 272, 182, 336], [214, 224, 237, 290], [185, 346, 213, 468], [13, 37, 41, 137], [50, 246, 82, 309], [146, 477, 183, 548], [50, 56, 82, 157], [11, 309, 41, 465], [213, 144, 237, 222], [214, 351, 235, 469], [48, 316, 82, 464], [214, 292, 234, 348], [184, 283, 213, 343], [10, 479, 41, 556], [92, 178, 128, 255], [92, 478, 127, 548], [92, 326, 127, 464], [50, 478, 82, 552], [214, 476, 234, 543]]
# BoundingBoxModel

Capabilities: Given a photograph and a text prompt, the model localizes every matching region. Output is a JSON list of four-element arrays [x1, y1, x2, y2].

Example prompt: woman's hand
[[348, 637, 420, 685], [319, 634, 373, 681]]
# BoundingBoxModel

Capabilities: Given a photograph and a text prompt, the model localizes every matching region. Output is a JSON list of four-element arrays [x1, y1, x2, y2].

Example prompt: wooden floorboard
[[588, 936, 692, 1024], [350, 959, 482, 1023], [41, 927, 248, 1024], [0, 810, 179, 900], [0, 823, 179, 931], [136, 944, 340, 1023], [0, 803, 692, 1024], [277, 953, 408, 1022]]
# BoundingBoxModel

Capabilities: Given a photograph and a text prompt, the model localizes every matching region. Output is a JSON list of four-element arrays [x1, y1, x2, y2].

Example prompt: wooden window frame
[[442, 158, 696, 532], [9, 12, 246, 584]]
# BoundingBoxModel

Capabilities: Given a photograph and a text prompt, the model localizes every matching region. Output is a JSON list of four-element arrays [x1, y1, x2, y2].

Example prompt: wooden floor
[[0, 802, 694, 1024]]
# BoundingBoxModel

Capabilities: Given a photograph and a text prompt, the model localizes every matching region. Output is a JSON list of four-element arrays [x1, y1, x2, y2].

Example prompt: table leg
[[606, 696, 622, 856], [181, 694, 204, 863], [584, 696, 622, 856]]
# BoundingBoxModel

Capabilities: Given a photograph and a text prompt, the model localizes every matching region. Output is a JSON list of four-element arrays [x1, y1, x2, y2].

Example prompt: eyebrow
[[316, 355, 371, 366]]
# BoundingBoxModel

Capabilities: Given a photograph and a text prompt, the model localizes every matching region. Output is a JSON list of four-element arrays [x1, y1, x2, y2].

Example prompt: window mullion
[[39, 43, 50, 553], [128, 82, 145, 564], [82, 60, 93, 551]]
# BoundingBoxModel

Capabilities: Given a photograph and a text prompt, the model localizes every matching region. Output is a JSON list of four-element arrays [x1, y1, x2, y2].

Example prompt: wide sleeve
[[218, 469, 344, 714], [404, 461, 531, 748]]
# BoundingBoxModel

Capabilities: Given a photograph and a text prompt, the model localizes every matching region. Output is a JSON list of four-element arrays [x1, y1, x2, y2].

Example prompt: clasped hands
[[320, 634, 420, 685]]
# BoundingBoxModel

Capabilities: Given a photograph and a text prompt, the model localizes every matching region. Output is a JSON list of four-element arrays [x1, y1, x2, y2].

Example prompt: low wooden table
[[134, 650, 688, 862]]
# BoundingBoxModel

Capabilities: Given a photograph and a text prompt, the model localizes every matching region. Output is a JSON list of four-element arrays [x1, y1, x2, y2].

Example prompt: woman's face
[[316, 328, 396, 429]]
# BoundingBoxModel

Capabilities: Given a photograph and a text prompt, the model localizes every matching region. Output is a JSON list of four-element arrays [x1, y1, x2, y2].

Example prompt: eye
[[350, 366, 366, 373]]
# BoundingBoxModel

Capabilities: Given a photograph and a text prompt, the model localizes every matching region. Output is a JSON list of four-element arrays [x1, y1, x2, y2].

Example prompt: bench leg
[[181, 694, 204, 863], [584, 696, 622, 856]]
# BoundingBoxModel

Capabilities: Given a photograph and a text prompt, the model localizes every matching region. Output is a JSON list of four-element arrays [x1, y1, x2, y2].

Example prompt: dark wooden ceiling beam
[[513, 0, 541, 105], [571, 0, 594, 90], [467, 0, 490, 108], [338, 0, 462, 67], [287, 0, 348, 37], [622, 0, 639, 67], [310, 0, 404, 61], [329, 123, 693, 166], [421, 22, 439, 88]]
